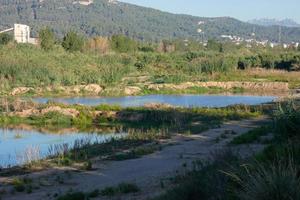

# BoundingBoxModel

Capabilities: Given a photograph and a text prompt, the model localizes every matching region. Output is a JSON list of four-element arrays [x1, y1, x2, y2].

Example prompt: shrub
[[62, 31, 84, 52], [233, 161, 300, 200], [274, 102, 300, 141], [0, 33, 13, 45], [39, 27, 55, 51], [111, 35, 137, 53], [57, 192, 86, 200]]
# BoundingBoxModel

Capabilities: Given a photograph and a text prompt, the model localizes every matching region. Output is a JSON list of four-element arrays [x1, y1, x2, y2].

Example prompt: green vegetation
[[56, 182, 139, 200], [155, 102, 300, 200], [230, 125, 271, 144], [0, 33, 13, 45], [0, 34, 299, 95], [111, 35, 137, 53], [39, 27, 56, 51], [101, 183, 140, 196], [62, 31, 84, 52]]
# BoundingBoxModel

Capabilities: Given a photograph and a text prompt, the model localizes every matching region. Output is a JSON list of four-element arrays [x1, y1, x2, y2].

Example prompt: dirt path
[[0, 117, 270, 200]]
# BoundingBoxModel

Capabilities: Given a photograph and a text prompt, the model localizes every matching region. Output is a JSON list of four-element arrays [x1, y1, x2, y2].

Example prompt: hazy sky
[[118, 0, 300, 23]]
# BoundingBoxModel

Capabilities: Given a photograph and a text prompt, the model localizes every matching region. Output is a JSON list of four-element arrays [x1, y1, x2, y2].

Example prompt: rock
[[70, 85, 84, 94], [41, 106, 80, 118], [12, 109, 40, 117], [144, 103, 174, 109], [83, 84, 103, 94], [10, 87, 33, 96], [124, 86, 142, 95]]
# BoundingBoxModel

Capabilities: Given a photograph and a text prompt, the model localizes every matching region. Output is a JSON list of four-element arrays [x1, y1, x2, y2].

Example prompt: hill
[[248, 18, 300, 28], [0, 0, 300, 42]]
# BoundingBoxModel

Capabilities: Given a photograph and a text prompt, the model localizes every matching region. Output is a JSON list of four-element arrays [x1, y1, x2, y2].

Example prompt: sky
[[118, 0, 300, 23]]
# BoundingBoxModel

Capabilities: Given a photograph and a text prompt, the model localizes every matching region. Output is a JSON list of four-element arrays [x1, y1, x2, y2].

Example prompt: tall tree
[[39, 27, 55, 51]]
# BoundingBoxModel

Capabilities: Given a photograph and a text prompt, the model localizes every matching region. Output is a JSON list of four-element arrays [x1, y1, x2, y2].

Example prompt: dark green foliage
[[62, 31, 84, 52], [118, 183, 140, 194], [155, 152, 238, 200], [39, 27, 55, 51], [233, 160, 300, 200], [274, 102, 300, 141], [100, 183, 140, 196], [111, 35, 137, 53], [57, 192, 86, 200], [231, 125, 271, 145], [0, 33, 13, 45]]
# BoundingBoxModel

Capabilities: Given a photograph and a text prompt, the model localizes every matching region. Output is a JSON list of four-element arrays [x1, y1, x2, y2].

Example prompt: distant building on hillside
[[13, 24, 38, 45], [73, 0, 93, 5]]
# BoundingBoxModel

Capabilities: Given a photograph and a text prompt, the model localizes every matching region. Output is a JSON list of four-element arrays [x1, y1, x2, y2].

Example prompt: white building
[[13, 24, 38, 45]]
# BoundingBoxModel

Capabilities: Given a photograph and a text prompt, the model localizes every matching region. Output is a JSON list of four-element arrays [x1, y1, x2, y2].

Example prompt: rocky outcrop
[[10, 84, 104, 96], [10, 87, 34, 96], [41, 106, 80, 118], [124, 86, 142, 95], [12, 106, 80, 118], [83, 84, 103, 94], [147, 81, 289, 91]]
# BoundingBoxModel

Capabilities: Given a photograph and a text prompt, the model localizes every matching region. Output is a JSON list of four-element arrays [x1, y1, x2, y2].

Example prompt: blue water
[[0, 129, 124, 168], [34, 95, 276, 108]]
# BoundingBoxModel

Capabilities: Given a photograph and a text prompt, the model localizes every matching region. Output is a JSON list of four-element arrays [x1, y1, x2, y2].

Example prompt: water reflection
[[0, 127, 126, 168], [33, 94, 276, 107]]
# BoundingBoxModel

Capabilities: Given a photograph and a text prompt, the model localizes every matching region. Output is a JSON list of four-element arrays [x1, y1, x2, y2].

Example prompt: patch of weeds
[[11, 177, 32, 193], [118, 183, 140, 194], [83, 161, 93, 171], [101, 182, 140, 196], [100, 186, 118, 196], [88, 189, 99, 198], [108, 144, 160, 161], [56, 192, 86, 200], [220, 133, 228, 139], [230, 125, 271, 145]]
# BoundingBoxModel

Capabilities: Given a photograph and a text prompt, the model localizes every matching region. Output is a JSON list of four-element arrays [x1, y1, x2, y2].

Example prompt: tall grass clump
[[273, 102, 300, 141], [229, 159, 300, 200]]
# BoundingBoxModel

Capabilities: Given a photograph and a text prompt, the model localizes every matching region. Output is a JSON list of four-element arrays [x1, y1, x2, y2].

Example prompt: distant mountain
[[0, 0, 300, 42], [248, 18, 300, 28]]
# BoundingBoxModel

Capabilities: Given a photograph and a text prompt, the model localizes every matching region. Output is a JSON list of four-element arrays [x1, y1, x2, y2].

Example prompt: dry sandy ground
[[0, 117, 270, 200]]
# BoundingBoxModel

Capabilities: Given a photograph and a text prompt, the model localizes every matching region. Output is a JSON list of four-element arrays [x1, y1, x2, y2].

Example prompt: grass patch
[[230, 125, 272, 145], [101, 182, 140, 196]]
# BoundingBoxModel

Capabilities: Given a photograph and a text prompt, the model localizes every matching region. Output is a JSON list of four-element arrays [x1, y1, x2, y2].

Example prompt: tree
[[0, 33, 13, 45], [39, 27, 55, 51], [62, 31, 84, 52], [111, 35, 137, 53]]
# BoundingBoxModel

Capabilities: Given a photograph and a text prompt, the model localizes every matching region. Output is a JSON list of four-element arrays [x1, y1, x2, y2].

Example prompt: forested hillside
[[0, 0, 300, 42]]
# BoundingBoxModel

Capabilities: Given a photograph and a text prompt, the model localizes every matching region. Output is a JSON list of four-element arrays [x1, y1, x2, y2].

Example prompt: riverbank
[[4, 80, 291, 98]]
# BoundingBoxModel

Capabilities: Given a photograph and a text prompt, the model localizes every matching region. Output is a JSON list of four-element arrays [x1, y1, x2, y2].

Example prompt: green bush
[[0, 33, 13, 45], [39, 27, 56, 51], [62, 31, 84, 52], [274, 102, 300, 141], [111, 35, 137, 53]]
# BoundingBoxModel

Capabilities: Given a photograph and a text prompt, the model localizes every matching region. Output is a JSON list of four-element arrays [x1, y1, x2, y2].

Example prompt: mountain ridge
[[248, 18, 300, 28], [0, 0, 300, 42]]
